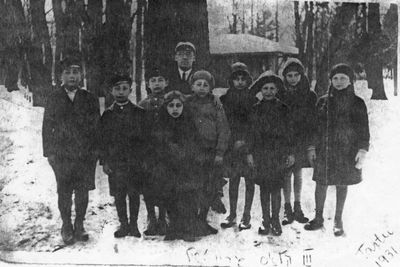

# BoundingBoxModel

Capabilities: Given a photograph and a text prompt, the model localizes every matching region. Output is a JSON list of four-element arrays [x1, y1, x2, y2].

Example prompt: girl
[[187, 70, 231, 235], [304, 64, 370, 236], [220, 62, 257, 230], [148, 91, 205, 241], [279, 58, 317, 225], [248, 71, 294, 236]]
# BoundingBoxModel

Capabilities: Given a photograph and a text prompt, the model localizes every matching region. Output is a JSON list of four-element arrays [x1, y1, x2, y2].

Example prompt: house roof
[[209, 34, 298, 55]]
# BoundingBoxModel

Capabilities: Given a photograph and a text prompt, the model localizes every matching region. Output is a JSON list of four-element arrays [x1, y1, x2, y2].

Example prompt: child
[[151, 91, 205, 241], [219, 62, 256, 230], [139, 67, 169, 236], [42, 55, 99, 245], [304, 64, 370, 236], [99, 74, 148, 238], [248, 71, 294, 236], [187, 70, 231, 235], [279, 58, 317, 225]]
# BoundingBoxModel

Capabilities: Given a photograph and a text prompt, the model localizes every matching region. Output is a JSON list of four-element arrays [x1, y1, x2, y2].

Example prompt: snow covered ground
[[1, 81, 400, 267]]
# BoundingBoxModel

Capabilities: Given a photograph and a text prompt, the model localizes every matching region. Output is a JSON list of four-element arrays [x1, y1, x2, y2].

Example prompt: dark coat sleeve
[[42, 94, 57, 157], [304, 91, 318, 148], [353, 97, 370, 151]]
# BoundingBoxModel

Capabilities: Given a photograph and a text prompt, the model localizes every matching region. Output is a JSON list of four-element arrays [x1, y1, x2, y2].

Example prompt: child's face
[[111, 82, 132, 103], [167, 99, 183, 118], [285, 71, 301, 87], [192, 79, 210, 98], [61, 67, 82, 88], [175, 50, 195, 71], [148, 76, 168, 94], [261, 82, 278, 100], [331, 73, 351, 90], [232, 74, 248, 90]]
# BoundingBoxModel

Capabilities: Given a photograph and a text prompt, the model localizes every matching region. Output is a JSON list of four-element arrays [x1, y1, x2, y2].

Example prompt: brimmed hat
[[109, 74, 132, 87], [249, 70, 284, 95], [189, 70, 215, 89], [145, 66, 168, 81], [60, 54, 81, 71], [175, 42, 196, 54], [329, 63, 355, 82]]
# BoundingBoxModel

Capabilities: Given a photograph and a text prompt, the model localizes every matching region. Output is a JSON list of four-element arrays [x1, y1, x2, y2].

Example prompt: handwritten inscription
[[356, 231, 398, 267]]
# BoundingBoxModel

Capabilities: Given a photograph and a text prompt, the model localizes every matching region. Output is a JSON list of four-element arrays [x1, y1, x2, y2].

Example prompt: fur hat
[[175, 42, 196, 54], [329, 63, 355, 83], [189, 70, 215, 89], [249, 70, 284, 95]]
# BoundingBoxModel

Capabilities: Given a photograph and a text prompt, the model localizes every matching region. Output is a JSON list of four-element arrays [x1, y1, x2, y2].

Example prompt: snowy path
[[1, 84, 400, 266]]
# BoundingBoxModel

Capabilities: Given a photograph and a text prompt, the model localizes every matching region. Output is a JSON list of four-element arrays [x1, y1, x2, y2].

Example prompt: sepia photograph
[[0, 0, 399, 266]]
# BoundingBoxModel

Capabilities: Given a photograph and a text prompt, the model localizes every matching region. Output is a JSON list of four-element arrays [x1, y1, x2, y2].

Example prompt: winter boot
[[211, 197, 226, 214], [258, 218, 270, 235], [270, 216, 282, 236], [282, 203, 294, 225], [333, 218, 344, 237], [61, 222, 74, 245], [294, 201, 309, 223], [143, 216, 158, 236], [129, 220, 141, 238], [220, 214, 236, 229], [114, 222, 130, 238], [304, 216, 324, 231], [238, 214, 251, 231], [157, 218, 168, 236], [74, 220, 89, 242]]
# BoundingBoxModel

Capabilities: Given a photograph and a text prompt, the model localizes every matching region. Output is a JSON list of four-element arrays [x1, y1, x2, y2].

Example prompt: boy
[[187, 70, 231, 235], [42, 55, 100, 245], [220, 62, 256, 230], [138, 67, 169, 236], [248, 71, 294, 236], [99, 74, 148, 238]]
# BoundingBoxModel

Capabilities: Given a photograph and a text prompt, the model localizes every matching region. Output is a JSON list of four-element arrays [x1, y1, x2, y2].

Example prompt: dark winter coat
[[220, 88, 257, 178], [143, 105, 204, 205], [138, 93, 165, 112], [42, 87, 99, 190], [279, 58, 318, 168], [166, 68, 196, 95], [99, 102, 149, 196], [312, 86, 370, 185], [248, 98, 294, 189]]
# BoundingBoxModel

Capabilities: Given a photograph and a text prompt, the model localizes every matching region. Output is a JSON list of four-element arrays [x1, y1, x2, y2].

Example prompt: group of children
[[43, 42, 370, 245]]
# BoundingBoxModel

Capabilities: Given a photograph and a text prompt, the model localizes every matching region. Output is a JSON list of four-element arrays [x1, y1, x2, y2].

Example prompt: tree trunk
[[0, 0, 27, 91], [305, 2, 314, 80], [82, 0, 104, 96], [135, 0, 144, 102], [294, 1, 304, 63], [27, 0, 53, 106], [144, 0, 211, 78], [367, 3, 387, 100]]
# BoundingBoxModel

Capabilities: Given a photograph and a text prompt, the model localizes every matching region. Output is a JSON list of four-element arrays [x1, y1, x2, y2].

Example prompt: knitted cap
[[228, 62, 252, 88], [190, 70, 215, 89], [175, 42, 196, 54], [329, 63, 355, 82]]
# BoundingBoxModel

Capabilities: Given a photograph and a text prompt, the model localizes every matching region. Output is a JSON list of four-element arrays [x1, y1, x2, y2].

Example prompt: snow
[[1, 81, 400, 267]]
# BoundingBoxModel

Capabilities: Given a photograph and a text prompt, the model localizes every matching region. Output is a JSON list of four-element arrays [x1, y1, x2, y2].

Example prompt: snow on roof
[[210, 33, 298, 55]]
